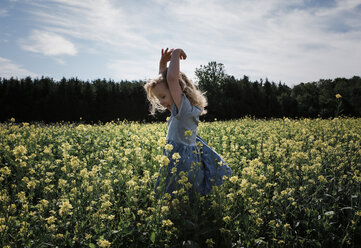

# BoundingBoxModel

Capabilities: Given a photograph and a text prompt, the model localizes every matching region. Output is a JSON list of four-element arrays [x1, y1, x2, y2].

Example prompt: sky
[[0, 0, 360, 87]]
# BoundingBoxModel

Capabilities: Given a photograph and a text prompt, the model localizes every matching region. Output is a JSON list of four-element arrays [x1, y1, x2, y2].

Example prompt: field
[[1, 117, 360, 247]]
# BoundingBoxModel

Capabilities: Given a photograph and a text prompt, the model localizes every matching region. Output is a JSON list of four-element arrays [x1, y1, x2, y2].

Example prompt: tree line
[[1, 61, 360, 123]]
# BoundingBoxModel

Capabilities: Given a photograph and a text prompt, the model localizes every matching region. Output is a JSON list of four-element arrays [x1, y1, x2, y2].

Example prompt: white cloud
[[0, 57, 37, 78], [107, 56, 205, 82], [107, 59, 156, 81], [19, 30, 77, 56], [26, 0, 155, 50], [0, 9, 9, 17], [52, 57, 66, 65], [17, 0, 361, 84], [156, 0, 361, 85]]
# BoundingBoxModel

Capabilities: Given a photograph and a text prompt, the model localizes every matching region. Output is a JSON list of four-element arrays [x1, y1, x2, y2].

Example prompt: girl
[[144, 48, 232, 197]]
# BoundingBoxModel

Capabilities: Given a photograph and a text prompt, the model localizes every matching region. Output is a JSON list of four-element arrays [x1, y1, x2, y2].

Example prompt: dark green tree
[[195, 62, 227, 120]]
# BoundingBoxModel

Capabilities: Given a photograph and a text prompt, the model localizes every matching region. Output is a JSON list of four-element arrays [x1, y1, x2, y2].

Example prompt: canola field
[[1, 118, 360, 247]]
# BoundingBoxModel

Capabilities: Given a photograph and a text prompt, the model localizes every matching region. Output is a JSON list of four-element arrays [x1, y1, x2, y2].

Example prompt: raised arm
[[159, 48, 173, 74], [167, 48, 187, 110]]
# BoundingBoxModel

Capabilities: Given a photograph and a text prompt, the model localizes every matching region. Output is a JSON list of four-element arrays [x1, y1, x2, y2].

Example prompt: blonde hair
[[144, 69, 207, 116]]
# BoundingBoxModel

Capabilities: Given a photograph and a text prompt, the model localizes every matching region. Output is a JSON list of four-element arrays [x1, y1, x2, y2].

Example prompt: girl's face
[[152, 81, 174, 111]]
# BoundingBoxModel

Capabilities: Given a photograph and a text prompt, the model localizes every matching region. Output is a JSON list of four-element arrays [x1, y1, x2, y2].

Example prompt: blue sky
[[0, 0, 360, 86]]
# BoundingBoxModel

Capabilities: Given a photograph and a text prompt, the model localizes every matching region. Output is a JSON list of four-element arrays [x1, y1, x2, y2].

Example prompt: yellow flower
[[171, 167, 177, 174], [178, 175, 188, 184], [161, 206, 169, 213], [17, 191, 27, 203], [44, 146, 52, 154], [157, 137, 167, 147], [156, 154, 170, 167], [13, 145, 27, 158], [206, 238, 215, 247], [0, 225, 8, 232], [184, 130, 193, 137], [45, 216, 56, 224], [259, 174, 267, 182], [223, 216, 231, 222], [101, 201, 112, 209], [126, 179, 136, 187], [248, 209, 256, 214], [256, 217, 263, 226], [280, 190, 288, 196], [172, 198, 180, 206], [172, 152, 181, 160], [124, 208, 131, 214], [162, 219, 174, 227], [165, 144, 174, 151], [227, 193, 234, 201], [56, 233, 64, 238], [97, 239, 111, 248], [161, 156, 170, 167], [239, 178, 248, 187], [335, 94, 342, 99], [58, 179, 67, 189], [69, 156, 80, 168], [79, 168, 89, 178], [0, 166, 11, 176], [229, 176, 238, 184], [59, 199, 73, 217], [318, 175, 327, 183], [27, 181, 36, 189]]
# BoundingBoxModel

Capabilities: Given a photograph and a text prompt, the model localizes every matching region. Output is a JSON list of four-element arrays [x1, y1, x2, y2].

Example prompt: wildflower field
[[1, 118, 360, 247]]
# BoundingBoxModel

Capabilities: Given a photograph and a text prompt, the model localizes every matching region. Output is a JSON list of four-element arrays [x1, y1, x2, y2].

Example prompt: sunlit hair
[[144, 69, 208, 116]]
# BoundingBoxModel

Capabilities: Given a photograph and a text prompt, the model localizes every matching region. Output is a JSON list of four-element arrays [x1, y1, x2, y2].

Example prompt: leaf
[[324, 211, 335, 216], [150, 232, 156, 243], [182, 240, 201, 248], [340, 207, 352, 211], [89, 243, 96, 248]]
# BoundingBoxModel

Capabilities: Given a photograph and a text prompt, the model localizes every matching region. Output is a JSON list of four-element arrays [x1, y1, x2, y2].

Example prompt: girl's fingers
[[166, 49, 173, 56], [161, 47, 177, 58], [162, 48, 172, 56], [180, 50, 187, 60]]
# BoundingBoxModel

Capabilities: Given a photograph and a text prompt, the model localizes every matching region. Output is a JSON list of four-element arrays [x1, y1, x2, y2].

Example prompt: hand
[[172, 48, 187, 60], [160, 48, 174, 63]]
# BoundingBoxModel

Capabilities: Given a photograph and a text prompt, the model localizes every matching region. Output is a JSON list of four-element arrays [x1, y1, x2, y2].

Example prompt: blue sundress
[[154, 93, 232, 197]]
